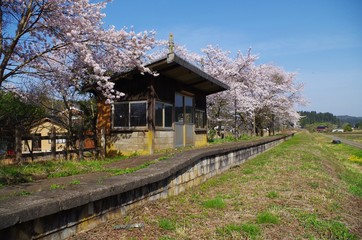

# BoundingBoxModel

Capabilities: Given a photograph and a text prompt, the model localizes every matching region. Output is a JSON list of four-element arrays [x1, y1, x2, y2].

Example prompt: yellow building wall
[[22, 121, 67, 152], [194, 132, 208, 147]]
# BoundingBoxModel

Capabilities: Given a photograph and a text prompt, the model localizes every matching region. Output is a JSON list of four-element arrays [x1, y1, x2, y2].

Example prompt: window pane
[[195, 110, 205, 128], [175, 94, 183, 123], [155, 102, 163, 127], [185, 96, 193, 124], [130, 102, 147, 126], [114, 103, 129, 127], [165, 104, 173, 127], [33, 134, 41, 151]]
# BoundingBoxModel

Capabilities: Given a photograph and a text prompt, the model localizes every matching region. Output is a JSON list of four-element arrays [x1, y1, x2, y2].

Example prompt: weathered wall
[[194, 131, 207, 147], [109, 131, 151, 155], [0, 135, 292, 240], [154, 131, 174, 151]]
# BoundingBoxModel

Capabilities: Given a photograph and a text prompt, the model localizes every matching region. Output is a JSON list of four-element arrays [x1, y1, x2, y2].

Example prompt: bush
[[343, 124, 353, 132]]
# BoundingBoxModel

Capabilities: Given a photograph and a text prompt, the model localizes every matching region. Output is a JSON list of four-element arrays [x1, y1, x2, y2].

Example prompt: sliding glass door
[[174, 93, 194, 147]]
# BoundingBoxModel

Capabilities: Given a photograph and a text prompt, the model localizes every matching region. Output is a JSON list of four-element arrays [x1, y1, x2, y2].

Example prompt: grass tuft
[[216, 223, 242, 237], [69, 180, 80, 185], [266, 191, 279, 199], [257, 211, 280, 224], [242, 223, 261, 239], [50, 183, 64, 190], [158, 218, 176, 231], [301, 213, 357, 240], [202, 197, 226, 209]]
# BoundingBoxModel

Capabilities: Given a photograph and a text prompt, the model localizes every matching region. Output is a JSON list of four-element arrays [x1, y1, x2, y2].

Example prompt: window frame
[[195, 109, 206, 130], [155, 101, 173, 129], [112, 101, 148, 130]]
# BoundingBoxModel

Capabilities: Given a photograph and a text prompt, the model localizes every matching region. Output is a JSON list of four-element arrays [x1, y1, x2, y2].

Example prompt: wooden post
[[15, 128, 22, 163], [147, 80, 155, 154], [64, 134, 69, 160], [99, 127, 106, 159], [78, 130, 84, 160], [51, 127, 56, 160]]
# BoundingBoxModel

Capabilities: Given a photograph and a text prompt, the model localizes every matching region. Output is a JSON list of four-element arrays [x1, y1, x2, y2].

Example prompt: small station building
[[96, 53, 229, 155]]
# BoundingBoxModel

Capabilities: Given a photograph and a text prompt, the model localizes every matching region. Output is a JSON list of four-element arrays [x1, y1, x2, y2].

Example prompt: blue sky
[[104, 0, 362, 117]]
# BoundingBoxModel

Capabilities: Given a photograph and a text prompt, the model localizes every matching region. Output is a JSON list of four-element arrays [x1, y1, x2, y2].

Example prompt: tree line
[[298, 111, 362, 132], [298, 111, 340, 128]]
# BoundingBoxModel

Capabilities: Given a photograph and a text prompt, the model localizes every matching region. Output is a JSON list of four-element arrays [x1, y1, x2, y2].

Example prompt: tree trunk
[[252, 114, 256, 136]]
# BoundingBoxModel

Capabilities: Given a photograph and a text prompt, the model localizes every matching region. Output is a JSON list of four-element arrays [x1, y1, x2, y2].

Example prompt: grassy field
[[331, 131, 362, 144], [72, 131, 362, 240]]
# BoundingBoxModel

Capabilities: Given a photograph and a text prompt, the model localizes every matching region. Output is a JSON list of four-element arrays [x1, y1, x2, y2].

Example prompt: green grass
[[216, 223, 242, 236], [201, 197, 226, 209], [0, 156, 128, 185], [69, 180, 80, 185], [242, 223, 261, 239], [340, 168, 362, 197], [199, 173, 231, 192], [300, 213, 357, 240], [321, 135, 362, 197], [50, 183, 64, 190], [256, 211, 280, 224], [158, 218, 176, 231], [242, 168, 254, 174], [16, 190, 31, 196], [266, 191, 279, 199], [51, 131, 362, 239], [216, 223, 261, 239]]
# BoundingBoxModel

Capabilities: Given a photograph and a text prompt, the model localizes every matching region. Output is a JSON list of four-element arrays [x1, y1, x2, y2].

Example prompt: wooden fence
[[1, 129, 98, 164]]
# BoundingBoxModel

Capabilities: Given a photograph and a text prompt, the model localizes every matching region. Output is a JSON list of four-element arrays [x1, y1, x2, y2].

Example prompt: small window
[[155, 101, 173, 128], [113, 101, 147, 128], [32, 134, 42, 151], [195, 110, 205, 129], [175, 93, 183, 123], [114, 102, 129, 127], [130, 102, 147, 126], [185, 96, 193, 124], [155, 102, 163, 127], [48, 139, 67, 144], [164, 104, 172, 127]]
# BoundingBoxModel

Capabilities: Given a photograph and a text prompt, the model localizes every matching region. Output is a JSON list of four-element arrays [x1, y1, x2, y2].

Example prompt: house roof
[[116, 54, 230, 95], [30, 116, 66, 129]]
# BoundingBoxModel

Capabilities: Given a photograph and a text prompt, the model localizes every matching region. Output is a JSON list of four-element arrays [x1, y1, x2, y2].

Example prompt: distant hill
[[298, 111, 340, 127], [337, 115, 362, 126]]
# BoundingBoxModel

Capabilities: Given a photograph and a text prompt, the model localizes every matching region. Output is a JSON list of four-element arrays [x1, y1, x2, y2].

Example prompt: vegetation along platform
[[0, 135, 291, 239]]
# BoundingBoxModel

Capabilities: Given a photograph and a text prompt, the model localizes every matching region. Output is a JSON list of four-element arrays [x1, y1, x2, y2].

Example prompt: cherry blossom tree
[[197, 45, 258, 137], [146, 39, 306, 137], [188, 45, 305, 136], [0, 0, 156, 101], [241, 64, 307, 135]]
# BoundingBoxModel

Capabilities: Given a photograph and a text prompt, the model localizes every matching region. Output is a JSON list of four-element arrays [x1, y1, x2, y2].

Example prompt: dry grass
[[71, 131, 362, 240]]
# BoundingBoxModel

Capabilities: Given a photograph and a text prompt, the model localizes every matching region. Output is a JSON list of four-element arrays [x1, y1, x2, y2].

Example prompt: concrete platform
[[0, 135, 292, 239]]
